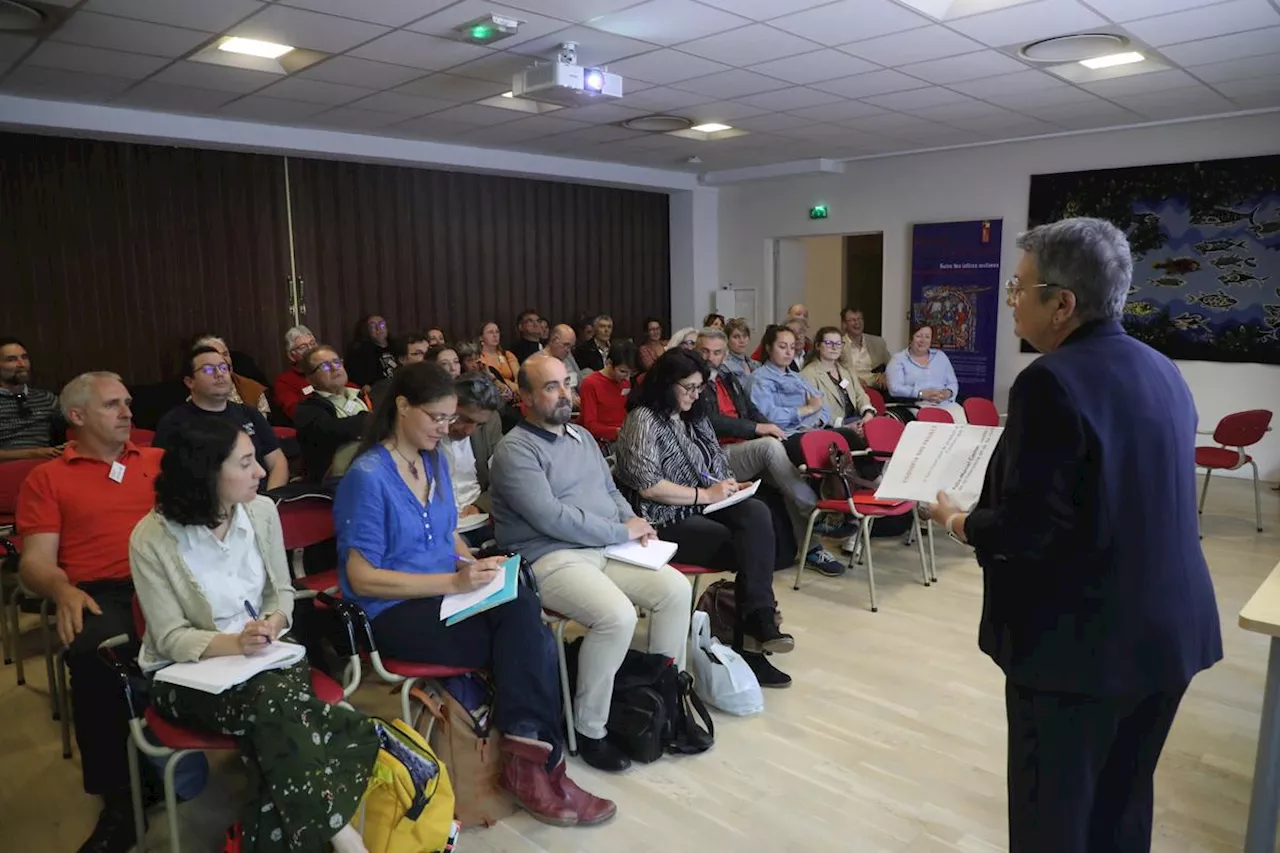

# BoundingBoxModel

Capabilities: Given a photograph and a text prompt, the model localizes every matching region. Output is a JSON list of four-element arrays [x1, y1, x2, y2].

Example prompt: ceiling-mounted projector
[[512, 41, 623, 107]]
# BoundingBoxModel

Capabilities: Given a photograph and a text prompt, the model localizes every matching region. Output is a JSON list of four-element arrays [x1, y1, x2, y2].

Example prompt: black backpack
[[564, 637, 713, 763]]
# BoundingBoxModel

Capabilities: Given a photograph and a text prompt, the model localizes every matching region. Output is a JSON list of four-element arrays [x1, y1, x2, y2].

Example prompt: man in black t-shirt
[[510, 309, 546, 363], [154, 346, 288, 491]]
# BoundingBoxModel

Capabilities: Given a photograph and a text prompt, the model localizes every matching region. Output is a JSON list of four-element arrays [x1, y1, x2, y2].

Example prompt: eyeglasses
[[1005, 275, 1057, 302], [820, 340, 843, 349], [290, 340, 316, 354], [370, 321, 387, 331], [675, 379, 704, 396], [197, 364, 231, 377], [309, 358, 343, 374], [420, 411, 459, 426]]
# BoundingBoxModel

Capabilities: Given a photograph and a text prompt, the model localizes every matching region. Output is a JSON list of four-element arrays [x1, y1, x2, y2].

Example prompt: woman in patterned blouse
[[612, 349, 796, 688]]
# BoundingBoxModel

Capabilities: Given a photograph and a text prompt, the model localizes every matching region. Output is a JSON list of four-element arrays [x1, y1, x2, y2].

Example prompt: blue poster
[[910, 220, 1002, 400]]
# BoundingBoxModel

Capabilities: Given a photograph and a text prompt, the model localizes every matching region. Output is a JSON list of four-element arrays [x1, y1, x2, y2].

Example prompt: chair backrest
[[915, 407, 953, 423], [130, 427, 155, 446], [795, 429, 851, 470], [276, 496, 336, 551], [862, 416, 905, 455], [864, 385, 886, 415], [0, 458, 47, 517], [272, 426, 297, 440], [1214, 409, 1273, 448], [963, 397, 1000, 427]]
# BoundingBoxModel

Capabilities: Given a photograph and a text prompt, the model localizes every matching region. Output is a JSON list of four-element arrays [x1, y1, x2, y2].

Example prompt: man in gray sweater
[[490, 354, 691, 773]]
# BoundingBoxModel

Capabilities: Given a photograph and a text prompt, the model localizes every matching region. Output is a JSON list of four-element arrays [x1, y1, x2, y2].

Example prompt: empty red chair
[[1196, 409, 1272, 532], [915, 408, 953, 424], [864, 386, 886, 416], [963, 397, 1001, 427], [276, 494, 339, 593]]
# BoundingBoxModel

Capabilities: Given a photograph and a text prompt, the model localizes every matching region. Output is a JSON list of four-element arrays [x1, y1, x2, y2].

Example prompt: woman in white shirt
[[130, 417, 380, 853]]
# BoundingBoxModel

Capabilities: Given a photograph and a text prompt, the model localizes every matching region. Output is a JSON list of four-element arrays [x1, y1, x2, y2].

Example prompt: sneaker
[[742, 651, 792, 688], [741, 608, 795, 655], [814, 514, 856, 537], [805, 547, 846, 577]]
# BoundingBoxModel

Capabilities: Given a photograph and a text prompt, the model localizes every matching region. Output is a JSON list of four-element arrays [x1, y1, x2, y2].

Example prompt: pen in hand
[[243, 600, 272, 645]]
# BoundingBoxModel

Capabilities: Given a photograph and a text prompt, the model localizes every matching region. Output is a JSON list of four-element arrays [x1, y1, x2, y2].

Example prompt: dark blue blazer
[[965, 320, 1222, 696]]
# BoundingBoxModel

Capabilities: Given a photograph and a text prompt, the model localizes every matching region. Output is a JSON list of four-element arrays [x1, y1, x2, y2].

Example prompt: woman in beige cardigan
[[800, 326, 878, 432], [130, 417, 380, 853]]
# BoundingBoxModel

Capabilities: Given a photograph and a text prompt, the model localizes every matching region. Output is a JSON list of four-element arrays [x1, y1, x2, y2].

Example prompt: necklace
[[391, 442, 419, 480]]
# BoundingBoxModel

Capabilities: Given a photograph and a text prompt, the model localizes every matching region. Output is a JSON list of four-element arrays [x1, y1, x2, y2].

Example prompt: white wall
[[718, 112, 1280, 480]]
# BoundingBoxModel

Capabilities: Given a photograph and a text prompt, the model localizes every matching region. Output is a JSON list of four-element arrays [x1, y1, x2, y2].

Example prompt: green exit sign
[[809, 205, 828, 220]]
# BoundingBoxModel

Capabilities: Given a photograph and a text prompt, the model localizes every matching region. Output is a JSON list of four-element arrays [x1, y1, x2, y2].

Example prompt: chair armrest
[[1195, 429, 1215, 436], [317, 591, 375, 655], [98, 642, 144, 720]]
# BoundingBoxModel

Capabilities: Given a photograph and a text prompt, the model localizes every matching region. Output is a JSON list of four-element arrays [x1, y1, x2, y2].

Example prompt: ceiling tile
[[770, 0, 931, 46], [447, 52, 535, 84], [83, 0, 264, 32], [949, 69, 1065, 97], [427, 103, 529, 126], [511, 27, 658, 65], [453, 121, 562, 145], [296, 55, 426, 89], [987, 84, 1098, 109], [947, 0, 1106, 46], [840, 25, 982, 66], [255, 76, 374, 106], [1079, 0, 1234, 21], [495, 0, 643, 23], [947, 111, 1059, 132], [389, 114, 492, 138], [772, 122, 862, 142], [0, 65, 136, 101], [908, 99, 1014, 120], [810, 68, 931, 98], [605, 49, 730, 85], [1214, 75, 1280, 106], [746, 49, 879, 85], [694, 0, 838, 20], [305, 106, 408, 129], [24, 41, 169, 79], [897, 49, 1026, 83], [1190, 52, 1280, 84], [731, 112, 820, 132], [554, 101, 650, 123], [1019, 97, 1135, 121], [405, 1, 571, 50], [150, 60, 281, 93], [673, 68, 792, 98], [1162, 26, 1280, 66], [1126, 0, 1280, 47], [617, 85, 713, 111], [1081, 68, 1200, 97], [852, 112, 950, 136], [278, 0, 456, 28], [734, 86, 844, 111], [395, 73, 509, 101], [1111, 86, 1236, 119], [349, 31, 495, 70], [586, 0, 751, 45], [112, 81, 238, 111], [943, 0, 1041, 18], [0, 32, 34, 65], [787, 100, 888, 121], [677, 23, 819, 65], [230, 5, 390, 54], [50, 11, 211, 57], [219, 95, 329, 121], [499, 114, 590, 136], [684, 100, 770, 122], [348, 90, 455, 115], [546, 123, 648, 144], [860, 86, 973, 109]]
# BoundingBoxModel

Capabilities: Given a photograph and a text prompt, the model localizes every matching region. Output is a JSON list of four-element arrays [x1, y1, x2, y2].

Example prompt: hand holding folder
[[440, 554, 521, 626]]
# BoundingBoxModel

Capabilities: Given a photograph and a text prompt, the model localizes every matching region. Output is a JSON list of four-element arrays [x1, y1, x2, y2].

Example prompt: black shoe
[[77, 802, 138, 853], [740, 609, 795, 655], [576, 733, 632, 772], [742, 651, 792, 689]]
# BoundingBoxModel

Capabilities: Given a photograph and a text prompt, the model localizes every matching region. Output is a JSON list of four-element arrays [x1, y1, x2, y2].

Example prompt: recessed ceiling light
[[219, 37, 294, 59], [1020, 33, 1128, 63], [0, 0, 44, 32], [1079, 51, 1145, 70], [690, 122, 732, 133], [501, 91, 514, 98], [622, 114, 694, 133]]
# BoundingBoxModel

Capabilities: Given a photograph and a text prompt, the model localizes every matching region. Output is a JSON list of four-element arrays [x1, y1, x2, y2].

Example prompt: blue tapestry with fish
[[1025, 154, 1280, 364]]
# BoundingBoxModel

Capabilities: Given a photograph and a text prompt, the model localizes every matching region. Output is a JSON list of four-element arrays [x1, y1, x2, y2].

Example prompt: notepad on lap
[[701, 478, 761, 514], [153, 641, 306, 695], [604, 539, 679, 570], [440, 554, 520, 626]]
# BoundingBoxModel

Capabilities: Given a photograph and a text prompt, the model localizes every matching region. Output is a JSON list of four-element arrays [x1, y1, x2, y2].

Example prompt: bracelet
[[944, 512, 967, 543], [693, 487, 701, 506]]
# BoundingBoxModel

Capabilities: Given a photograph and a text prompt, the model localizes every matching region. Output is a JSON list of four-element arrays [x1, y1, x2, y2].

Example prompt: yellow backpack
[[358, 718, 458, 853]]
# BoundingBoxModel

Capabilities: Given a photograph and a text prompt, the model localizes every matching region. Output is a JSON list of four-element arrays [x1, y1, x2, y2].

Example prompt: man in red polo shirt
[[578, 340, 638, 447], [19, 371, 163, 853], [271, 324, 318, 422]]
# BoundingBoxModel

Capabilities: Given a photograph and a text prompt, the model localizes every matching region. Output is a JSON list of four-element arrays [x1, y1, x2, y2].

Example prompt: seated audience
[[192, 334, 272, 417], [638, 317, 667, 370], [457, 341, 484, 376], [479, 321, 520, 400], [17, 371, 164, 853], [426, 328, 447, 347], [887, 324, 960, 411], [154, 347, 287, 491], [801, 327, 877, 432], [537, 316, 550, 344], [131, 418, 380, 853], [511, 310, 546, 363], [575, 315, 598, 352], [613, 349, 795, 687], [428, 343, 462, 379], [335, 362, 614, 826], [272, 325, 318, 422], [751, 303, 812, 362], [293, 346, 371, 482], [573, 314, 614, 373], [578, 341, 638, 446], [665, 326, 698, 352], [371, 332, 430, 408], [702, 312, 725, 329], [694, 329, 843, 576], [546, 324, 584, 391], [837, 307, 891, 390], [0, 336, 62, 461], [441, 373, 503, 517], [722, 318, 757, 386], [346, 314, 397, 388], [489, 354, 690, 772]]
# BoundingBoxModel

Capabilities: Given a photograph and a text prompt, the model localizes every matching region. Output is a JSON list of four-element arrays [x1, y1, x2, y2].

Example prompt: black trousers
[[67, 580, 137, 798], [1005, 680, 1187, 853], [659, 498, 776, 615], [371, 584, 562, 748]]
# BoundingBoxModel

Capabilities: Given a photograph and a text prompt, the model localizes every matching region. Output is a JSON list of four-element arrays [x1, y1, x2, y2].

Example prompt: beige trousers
[[531, 548, 691, 740]]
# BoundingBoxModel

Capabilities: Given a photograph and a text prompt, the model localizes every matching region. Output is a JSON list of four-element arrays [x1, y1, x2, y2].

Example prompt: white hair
[[284, 325, 315, 350], [1015, 217, 1133, 323], [60, 371, 122, 419], [665, 327, 698, 351]]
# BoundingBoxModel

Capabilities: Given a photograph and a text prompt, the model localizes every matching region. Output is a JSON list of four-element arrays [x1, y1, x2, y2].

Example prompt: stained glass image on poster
[[1025, 154, 1280, 364]]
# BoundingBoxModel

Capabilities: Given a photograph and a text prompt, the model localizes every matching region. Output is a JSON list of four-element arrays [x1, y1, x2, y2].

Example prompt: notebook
[[439, 554, 521, 626], [152, 641, 307, 695], [702, 479, 761, 515], [604, 538, 679, 571], [456, 512, 490, 533]]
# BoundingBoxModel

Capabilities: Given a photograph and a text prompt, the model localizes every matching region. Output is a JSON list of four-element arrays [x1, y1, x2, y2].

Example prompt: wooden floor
[[3, 475, 1278, 852]]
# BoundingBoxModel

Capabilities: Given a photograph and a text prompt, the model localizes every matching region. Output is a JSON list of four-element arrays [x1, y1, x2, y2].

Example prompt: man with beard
[[0, 337, 63, 460], [489, 354, 690, 773]]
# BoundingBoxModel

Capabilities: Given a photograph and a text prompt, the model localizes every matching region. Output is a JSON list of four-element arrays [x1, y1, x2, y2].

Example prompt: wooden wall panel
[[0, 132, 293, 388], [286, 156, 670, 351]]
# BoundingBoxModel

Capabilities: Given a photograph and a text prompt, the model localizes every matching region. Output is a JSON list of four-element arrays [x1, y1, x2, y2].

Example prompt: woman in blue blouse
[[333, 361, 613, 828], [886, 324, 960, 408]]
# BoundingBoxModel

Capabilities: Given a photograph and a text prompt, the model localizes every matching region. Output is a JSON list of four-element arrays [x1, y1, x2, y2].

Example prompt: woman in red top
[[578, 341, 638, 447]]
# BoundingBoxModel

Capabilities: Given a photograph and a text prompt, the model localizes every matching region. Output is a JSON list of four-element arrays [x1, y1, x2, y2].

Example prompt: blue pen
[[243, 600, 272, 644], [453, 553, 476, 564]]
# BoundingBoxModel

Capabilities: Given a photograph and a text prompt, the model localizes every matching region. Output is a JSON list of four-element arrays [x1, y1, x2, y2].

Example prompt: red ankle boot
[[548, 759, 617, 826], [499, 737, 577, 827]]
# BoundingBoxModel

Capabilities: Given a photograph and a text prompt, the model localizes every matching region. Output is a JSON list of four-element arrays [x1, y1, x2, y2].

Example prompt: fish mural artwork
[[1028, 153, 1280, 364]]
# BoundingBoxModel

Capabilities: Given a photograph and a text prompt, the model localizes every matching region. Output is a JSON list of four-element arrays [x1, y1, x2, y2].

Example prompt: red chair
[[1196, 409, 1273, 532], [671, 562, 719, 613], [915, 407, 953, 424], [0, 458, 57, 698], [864, 386, 886, 416], [863, 417, 938, 583], [130, 427, 155, 446], [963, 397, 1001, 427], [272, 426, 297, 441], [275, 494, 339, 594], [791, 428, 929, 611]]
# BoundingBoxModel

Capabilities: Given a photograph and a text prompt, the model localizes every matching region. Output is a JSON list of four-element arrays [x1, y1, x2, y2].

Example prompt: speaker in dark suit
[[930, 218, 1222, 853]]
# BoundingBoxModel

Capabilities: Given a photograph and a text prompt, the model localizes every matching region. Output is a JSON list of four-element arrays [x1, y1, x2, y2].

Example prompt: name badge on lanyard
[[109, 462, 127, 483]]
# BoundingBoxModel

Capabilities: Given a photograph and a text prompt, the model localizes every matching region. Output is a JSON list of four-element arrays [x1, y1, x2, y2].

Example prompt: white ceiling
[[1, 0, 1277, 174]]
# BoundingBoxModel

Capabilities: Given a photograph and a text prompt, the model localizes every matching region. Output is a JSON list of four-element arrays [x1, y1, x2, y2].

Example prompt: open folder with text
[[874, 422, 1004, 510]]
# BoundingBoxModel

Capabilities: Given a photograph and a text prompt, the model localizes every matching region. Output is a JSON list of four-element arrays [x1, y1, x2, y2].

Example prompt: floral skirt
[[151, 659, 380, 853]]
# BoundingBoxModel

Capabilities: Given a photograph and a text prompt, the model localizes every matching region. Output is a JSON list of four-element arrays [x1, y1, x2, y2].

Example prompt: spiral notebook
[[152, 641, 306, 695]]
